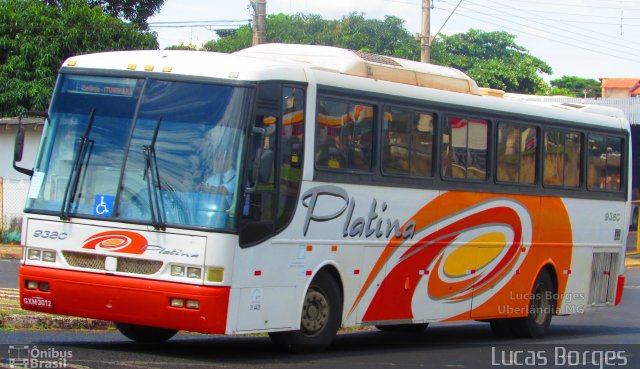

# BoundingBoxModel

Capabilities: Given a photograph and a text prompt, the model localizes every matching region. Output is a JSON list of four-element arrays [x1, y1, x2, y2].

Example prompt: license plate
[[22, 295, 53, 309]]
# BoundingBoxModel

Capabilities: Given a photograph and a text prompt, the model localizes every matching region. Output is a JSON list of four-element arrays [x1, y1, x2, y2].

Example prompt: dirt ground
[[0, 244, 22, 259]]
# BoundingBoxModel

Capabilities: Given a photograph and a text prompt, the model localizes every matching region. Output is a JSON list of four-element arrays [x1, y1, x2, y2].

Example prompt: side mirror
[[13, 111, 47, 177], [14, 125, 26, 163]]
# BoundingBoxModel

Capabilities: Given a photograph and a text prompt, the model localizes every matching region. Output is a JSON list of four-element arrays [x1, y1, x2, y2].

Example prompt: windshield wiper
[[60, 109, 96, 220], [143, 117, 165, 230]]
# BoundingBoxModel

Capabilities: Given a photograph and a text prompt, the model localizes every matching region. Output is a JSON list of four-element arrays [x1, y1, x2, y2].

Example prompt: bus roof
[[234, 43, 503, 96], [62, 45, 628, 132], [62, 49, 309, 83]]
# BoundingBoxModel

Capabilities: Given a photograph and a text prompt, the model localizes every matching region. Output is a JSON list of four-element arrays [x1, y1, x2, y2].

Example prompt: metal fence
[[0, 177, 29, 244]]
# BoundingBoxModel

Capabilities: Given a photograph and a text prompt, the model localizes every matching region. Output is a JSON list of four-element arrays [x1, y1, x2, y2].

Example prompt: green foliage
[[550, 75, 601, 97], [43, 0, 165, 28], [86, 0, 165, 29], [431, 29, 552, 94], [202, 15, 555, 94], [0, 0, 157, 116], [549, 87, 573, 96], [164, 42, 199, 51], [203, 13, 419, 60]]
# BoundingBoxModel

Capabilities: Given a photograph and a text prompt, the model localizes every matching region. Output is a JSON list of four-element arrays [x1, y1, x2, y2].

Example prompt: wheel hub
[[301, 288, 329, 335], [532, 283, 550, 325]]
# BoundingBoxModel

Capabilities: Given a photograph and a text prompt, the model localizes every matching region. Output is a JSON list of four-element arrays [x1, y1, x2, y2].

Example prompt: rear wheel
[[510, 269, 555, 338], [268, 270, 342, 353], [115, 322, 178, 343], [376, 323, 428, 333]]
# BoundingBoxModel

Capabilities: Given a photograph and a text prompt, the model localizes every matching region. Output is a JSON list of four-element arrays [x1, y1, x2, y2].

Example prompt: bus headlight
[[170, 264, 202, 279], [187, 267, 201, 279], [27, 249, 42, 261], [27, 248, 56, 262], [42, 251, 56, 263], [170, 265, 185, 277], [170, 298, 184, 308]]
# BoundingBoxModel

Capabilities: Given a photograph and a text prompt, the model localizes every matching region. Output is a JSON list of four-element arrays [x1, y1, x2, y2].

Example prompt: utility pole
[[250, 0, 267, 46], [420, 0, 431, 63]]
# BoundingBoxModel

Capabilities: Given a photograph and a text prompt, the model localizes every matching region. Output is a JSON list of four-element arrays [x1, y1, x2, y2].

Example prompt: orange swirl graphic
[[348, 191, 572, 323], [82, 231, 149, 255], [362, 204, 524, 321]]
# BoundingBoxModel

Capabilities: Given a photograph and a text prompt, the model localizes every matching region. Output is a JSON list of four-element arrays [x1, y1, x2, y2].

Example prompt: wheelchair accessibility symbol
[[93, 195, 114, 217]]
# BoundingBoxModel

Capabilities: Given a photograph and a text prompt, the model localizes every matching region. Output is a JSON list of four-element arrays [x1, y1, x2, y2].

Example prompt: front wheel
[[268, 270, 342, 353], [510, 269, 555, 338], [115, 322, 178, 343]]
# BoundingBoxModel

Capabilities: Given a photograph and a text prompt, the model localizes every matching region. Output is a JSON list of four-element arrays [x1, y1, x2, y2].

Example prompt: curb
[[1, 314, 113, 330], [625, 258, 640, 268], [1, 288, 112, 330]]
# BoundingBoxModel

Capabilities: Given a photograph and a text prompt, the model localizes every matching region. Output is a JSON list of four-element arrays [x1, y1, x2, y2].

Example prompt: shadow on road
[[29, 323, 640, 366]]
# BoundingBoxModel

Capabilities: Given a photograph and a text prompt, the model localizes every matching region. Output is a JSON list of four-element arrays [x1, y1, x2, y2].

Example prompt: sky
[[148, 0, 640, 83]]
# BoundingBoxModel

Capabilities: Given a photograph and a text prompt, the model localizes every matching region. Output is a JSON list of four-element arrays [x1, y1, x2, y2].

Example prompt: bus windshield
[[26, 74, 251, 230]]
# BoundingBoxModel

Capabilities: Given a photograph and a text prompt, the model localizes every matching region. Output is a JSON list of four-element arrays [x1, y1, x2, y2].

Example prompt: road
[[0, 268, 639, 368], [1, 235, 639, 368], [0, 259, 18, 288]]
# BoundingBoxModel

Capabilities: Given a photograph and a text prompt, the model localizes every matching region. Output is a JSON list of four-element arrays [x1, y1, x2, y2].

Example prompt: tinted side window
[[383, 106, 434, 177], [496, 123, 537, 184], [442, 116, 489, 180], [315, 97, 374, 172], [543, 129, 582, 187], [588, 134, 623, 191]]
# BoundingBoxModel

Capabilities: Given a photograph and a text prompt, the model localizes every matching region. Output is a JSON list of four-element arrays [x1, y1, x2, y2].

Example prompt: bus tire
[[510, 269, 555, 338], [375, 323, 428, 333], [268, 270, 342, 353], [115, 322, 178, 343]]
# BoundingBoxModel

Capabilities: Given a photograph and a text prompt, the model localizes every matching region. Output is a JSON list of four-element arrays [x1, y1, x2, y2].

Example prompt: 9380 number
[[33, 230, 68, 240]]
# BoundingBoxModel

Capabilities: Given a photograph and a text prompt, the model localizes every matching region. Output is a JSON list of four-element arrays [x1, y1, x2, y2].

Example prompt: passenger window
[[315, 97, 374, 172], [496, 123, 537, 184], [383, 107, 434, 177], [442, 116, 488, 180], [588, 135, 623, 191], [543, 129, 582, 187]]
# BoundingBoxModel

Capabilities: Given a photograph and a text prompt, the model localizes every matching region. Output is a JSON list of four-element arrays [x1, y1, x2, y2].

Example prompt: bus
[[630, 124, 640, 231], [14, 44, 629, 352]]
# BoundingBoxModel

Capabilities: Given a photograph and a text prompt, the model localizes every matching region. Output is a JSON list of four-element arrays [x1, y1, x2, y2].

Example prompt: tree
[[164, 42, 199, 51], [201, 15, 551, 94], [43, 0, 165, 29], [550, 76, 601, 97], [0, 0, 158, 116], [203, 13, 418, 60], [86, 0, 164, 29], [431, 29, 552, 94]]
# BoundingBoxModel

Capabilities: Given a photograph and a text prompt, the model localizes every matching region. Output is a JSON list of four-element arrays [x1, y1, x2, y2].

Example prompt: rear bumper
[[19, 265, 230, 334]]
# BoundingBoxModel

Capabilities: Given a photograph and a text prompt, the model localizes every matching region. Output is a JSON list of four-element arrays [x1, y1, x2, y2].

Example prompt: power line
[[440, 0, 640, 52], [435, 2, 640, 64], [148, 19, 250, 25], [458, 0, 640, 50], [500, 0, 640, 11]]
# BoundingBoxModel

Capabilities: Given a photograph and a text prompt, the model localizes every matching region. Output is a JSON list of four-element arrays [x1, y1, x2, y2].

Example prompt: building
[[600, 78, 640, 98], [1, 117, 43, 243]]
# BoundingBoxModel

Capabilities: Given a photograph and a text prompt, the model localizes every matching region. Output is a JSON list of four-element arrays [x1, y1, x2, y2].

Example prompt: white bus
[[15, 44, 629, 352]]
